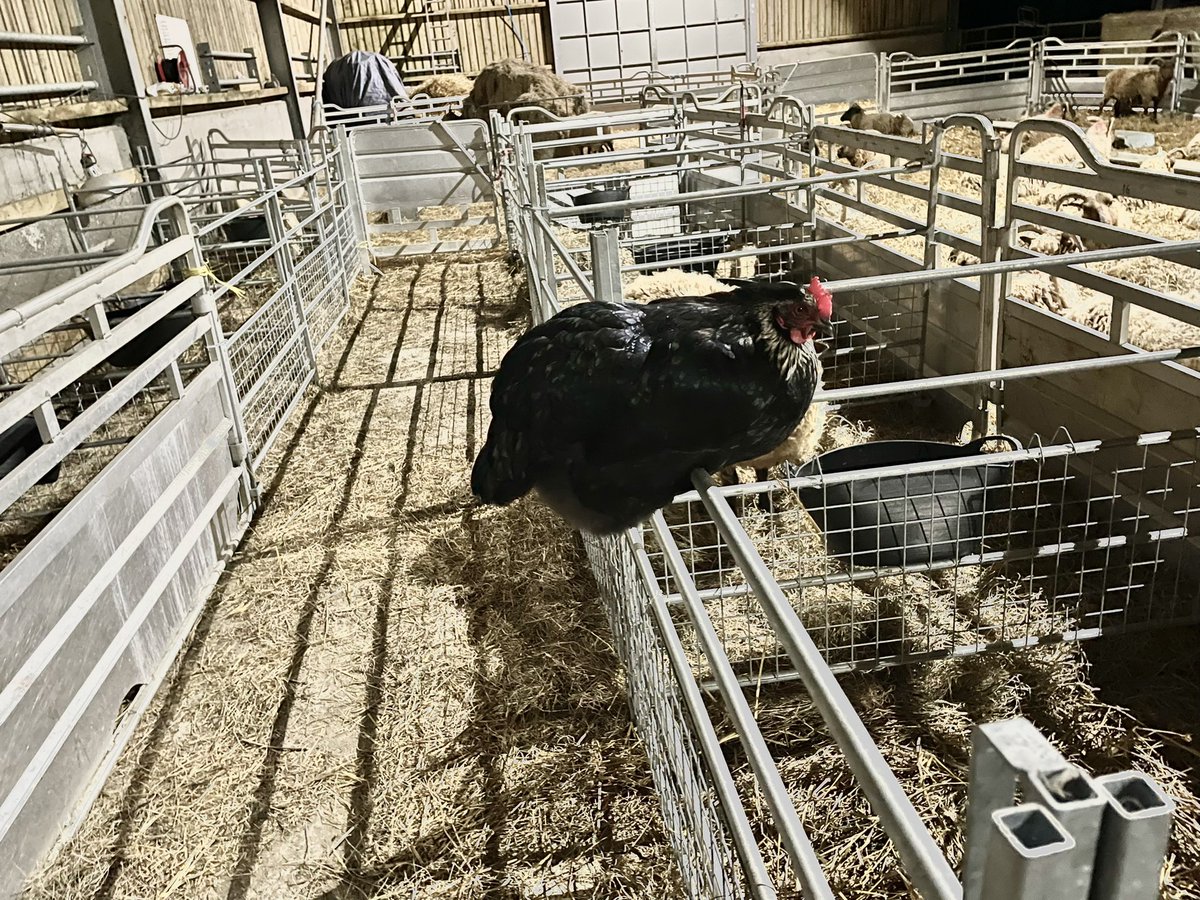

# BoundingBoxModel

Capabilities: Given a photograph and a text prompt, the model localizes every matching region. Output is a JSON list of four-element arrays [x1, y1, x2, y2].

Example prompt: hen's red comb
[[808, 276, 833, 319]]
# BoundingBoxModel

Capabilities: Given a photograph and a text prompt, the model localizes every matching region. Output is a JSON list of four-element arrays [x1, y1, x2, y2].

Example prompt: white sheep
[[1000, 102, 1068, 154], [948, 237, 1078, 313], [1067, 300, 1200, 370], [624, 269, 731, 303], [1017, 118, 1113, 198], [1168, 131, 1200, 162]]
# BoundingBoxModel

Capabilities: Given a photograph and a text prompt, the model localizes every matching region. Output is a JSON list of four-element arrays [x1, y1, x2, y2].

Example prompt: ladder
[[389, 0, 461, 82]]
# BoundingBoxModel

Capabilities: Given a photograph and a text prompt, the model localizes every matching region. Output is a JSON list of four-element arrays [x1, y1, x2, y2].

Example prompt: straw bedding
[[21, 256, 1200, 896]]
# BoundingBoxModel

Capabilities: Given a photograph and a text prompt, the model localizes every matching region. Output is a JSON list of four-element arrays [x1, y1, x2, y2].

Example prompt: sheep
[[948, 235, 1078, 313], [1067, 300, 1200, 370], [624, 269, 731, 303], [627, 272, 829, 487], [1054, 191, 1131, 249], [839, 103, 917, 138], [1000, 102, 1068, 154], [1099, 58, 1175, 121], [1016, 118, 1113, 199], [1168, 131, 1200, 162], [1139, 149, 1175, 173], [413, 74, 473, 98]]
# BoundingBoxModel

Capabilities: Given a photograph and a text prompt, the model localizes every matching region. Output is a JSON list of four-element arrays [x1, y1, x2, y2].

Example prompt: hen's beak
[[816, 318, 834, 338]]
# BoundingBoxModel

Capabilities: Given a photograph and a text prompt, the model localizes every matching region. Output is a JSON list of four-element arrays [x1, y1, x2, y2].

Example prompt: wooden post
[[256, 0, 306, 139]]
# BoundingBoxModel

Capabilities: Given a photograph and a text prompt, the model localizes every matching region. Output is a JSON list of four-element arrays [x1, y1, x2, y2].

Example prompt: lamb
[[829, 143, 885, 218], [839, 103, 917, 138], [1099, 58, 1175, 121], [626, 271, 829, 485]]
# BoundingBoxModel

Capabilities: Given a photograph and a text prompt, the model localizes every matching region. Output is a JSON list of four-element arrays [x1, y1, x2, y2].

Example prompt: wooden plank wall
[[122, 0, 271, 88], [759, 0, 953, 49], [336, 0, 552, 77], [0, 0, 84, 95]]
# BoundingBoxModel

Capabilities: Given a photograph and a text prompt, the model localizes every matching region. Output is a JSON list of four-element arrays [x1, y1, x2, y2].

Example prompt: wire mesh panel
[[583, 532, 751, 900], [647, 430, 1200, 681]]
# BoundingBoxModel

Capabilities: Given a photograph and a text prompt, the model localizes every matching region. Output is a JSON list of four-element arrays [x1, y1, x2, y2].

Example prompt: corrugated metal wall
[[336, 0, 551, 77], [758, 0, 953, 49]]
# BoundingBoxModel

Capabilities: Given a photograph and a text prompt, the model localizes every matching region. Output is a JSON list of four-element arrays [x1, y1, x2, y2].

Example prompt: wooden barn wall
[[758, 0, 953, 49], [122, 0, 271, 89], [0, 0, 84, 97], [336, 0, 552, 77]]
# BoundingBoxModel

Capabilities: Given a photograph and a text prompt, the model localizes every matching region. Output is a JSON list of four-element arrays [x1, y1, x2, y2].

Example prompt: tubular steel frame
[[500, 94, 1193, 898]]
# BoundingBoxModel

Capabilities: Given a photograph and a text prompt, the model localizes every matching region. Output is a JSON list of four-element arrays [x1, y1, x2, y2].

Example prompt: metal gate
[[547, 0, 755, 86]]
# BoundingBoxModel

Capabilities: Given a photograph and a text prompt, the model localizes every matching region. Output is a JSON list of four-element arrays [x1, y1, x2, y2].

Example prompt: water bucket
[[792, 435, 1021, 569]]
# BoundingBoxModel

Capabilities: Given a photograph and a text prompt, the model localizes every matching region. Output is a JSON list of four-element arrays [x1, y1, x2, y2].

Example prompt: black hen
[[472, 278, 833, 534]]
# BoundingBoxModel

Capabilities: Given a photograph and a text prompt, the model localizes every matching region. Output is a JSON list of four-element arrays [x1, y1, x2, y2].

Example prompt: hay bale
[[462, 58, 589, 121], [413, 73, 473, 98]]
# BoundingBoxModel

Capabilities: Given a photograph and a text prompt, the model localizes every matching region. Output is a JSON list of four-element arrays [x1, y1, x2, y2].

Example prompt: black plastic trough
[[1, 416, 62, 485], [793, 435, 1021, 569], [573, 186, 630, 224]]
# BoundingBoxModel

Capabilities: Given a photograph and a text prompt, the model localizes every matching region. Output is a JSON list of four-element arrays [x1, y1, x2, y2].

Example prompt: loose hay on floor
[[19, 247, 1200, 900]]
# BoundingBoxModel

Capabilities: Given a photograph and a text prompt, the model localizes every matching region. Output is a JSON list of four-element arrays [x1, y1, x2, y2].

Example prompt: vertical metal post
[[878, 52, 892, 110], [255, 0, 306, 139], [1027, 42, 1045, 115], [917, 122, 945, 382], [588, 227, 624, 303], [975, 124, 1004, 434], [76, 0, 163, 168], [1090, 773, 1175, 900], [963, 719, 1106, 900], [979, 805, 1077, 900]]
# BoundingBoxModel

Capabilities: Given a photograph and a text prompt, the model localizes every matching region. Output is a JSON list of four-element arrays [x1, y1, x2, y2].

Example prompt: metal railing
[[495, 96, 1191, 899], [0, 128, 364, 893]]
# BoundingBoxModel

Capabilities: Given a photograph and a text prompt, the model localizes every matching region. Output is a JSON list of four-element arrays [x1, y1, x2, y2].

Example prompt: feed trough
[[106, 293, 197, 370], [792, 436, 1021, 569], [573, 185, 630, 224]]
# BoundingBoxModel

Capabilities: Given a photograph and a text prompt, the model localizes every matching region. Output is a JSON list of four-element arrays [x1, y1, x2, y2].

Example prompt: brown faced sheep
[[1054, 191, 1131, 249], [839, 103, 918, 138], [1099, 58, 1175, 121]]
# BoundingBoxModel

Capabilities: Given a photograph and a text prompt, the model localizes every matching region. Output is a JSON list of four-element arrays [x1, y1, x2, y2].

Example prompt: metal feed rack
[[0, 127, 364, 889], [497, 94, 1199, 897]]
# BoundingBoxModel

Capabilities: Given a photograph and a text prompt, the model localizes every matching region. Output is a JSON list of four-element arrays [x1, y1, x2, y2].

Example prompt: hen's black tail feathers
[[471, 424, 533, 506]]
